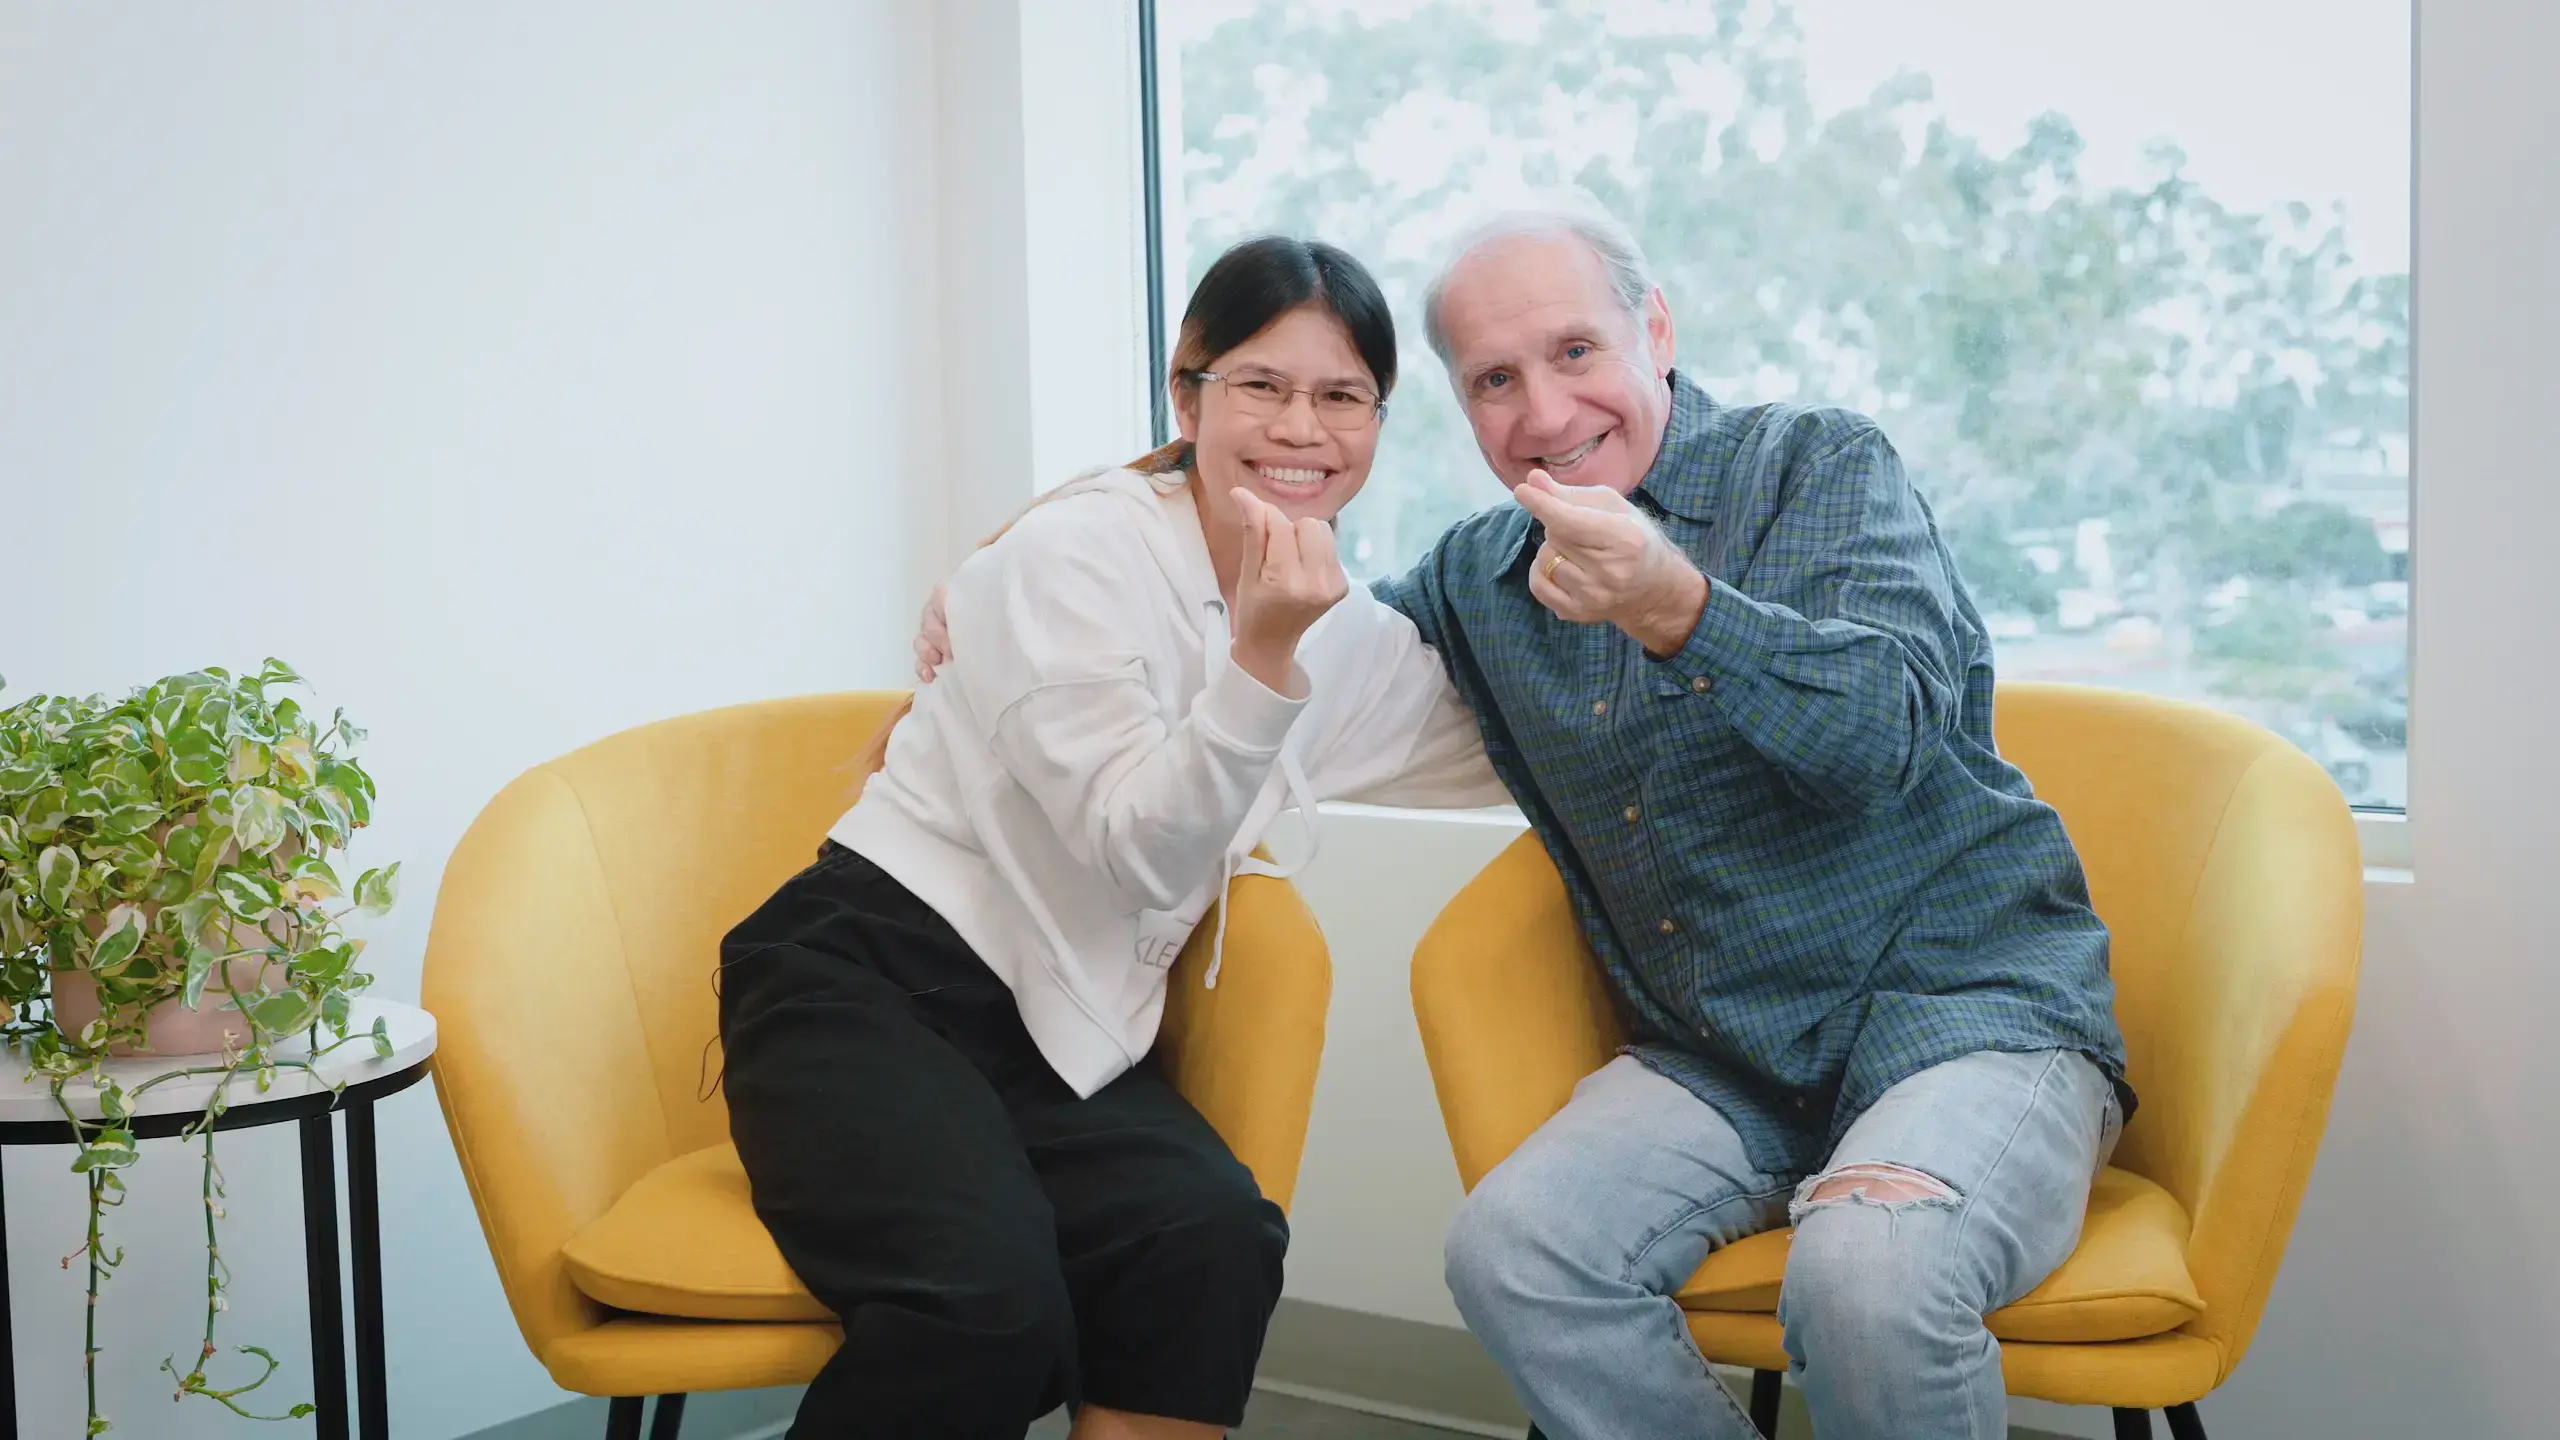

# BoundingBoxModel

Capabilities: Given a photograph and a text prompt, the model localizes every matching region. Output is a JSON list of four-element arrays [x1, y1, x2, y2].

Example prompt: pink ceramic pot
[[49, 964, 285, 1058]]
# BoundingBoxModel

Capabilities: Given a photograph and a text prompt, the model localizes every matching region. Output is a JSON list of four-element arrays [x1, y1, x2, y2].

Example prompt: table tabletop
[[0, 997, 436, 1129]]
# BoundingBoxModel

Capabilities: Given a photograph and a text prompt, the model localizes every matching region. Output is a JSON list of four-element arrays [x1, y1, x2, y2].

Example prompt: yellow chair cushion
[[561, 1143, 831, 1323], [1676, 1167, 2205, 1344]]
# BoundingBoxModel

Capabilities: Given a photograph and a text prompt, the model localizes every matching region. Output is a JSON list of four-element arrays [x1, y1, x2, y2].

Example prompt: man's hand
[[912, 582, 950, 683], [1514, 469, 1709, 657]]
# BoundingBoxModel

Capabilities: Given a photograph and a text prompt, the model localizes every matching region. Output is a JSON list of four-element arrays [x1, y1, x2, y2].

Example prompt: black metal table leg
[[348, 1101, 388, 1440], [301, 1114, 350, 1440], [0, 1149, 15, 1440]]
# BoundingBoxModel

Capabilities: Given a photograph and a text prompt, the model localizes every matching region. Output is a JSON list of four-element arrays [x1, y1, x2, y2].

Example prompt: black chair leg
[[648, 1395, 688, 1440], [1525, 1428, 1544, 1440], [2163, 1402, 2208, 1440], [605, 1396, 645, 1440], [1748, 1368, 1783, 1438], [2112, 1409, 2153, 1439]]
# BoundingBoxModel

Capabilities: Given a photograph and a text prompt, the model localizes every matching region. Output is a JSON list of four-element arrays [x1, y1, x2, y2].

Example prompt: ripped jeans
[[1445, 1050, 2121, 1440]]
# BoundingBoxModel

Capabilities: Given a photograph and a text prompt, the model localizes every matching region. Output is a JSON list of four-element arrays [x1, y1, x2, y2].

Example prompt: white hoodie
[[831, 467, 1505, 1098]]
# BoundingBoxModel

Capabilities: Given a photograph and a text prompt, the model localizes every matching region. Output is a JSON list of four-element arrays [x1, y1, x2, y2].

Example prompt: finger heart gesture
[[1230, 489, 1348, 654], [1505, 468, 1689, 625]]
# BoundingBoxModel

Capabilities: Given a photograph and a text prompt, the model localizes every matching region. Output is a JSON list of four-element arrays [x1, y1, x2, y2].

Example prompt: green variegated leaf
[[370, 1014, 392, 1058], [248, 983, 313, 1030], [169, 750, 221, 790], [168, 725, 217, 760], [213, 869, 278, 921], [21, 785, 70, 840], [169, 892, 222, 948], [0, 762, 48, 796], [226, 738, 269, 785], [36, 845, 77, 912], [162, 822, 207, 874], [296, 942, 352, 984], [190, 825, 233, 891], [270, 733, 317, 787], [182, 946, 217, 1010], [90, 909, 144, 973], [353, 862, 400, 916], [71, 1128, 139, 1172], [98, 801, 161, 839], [229, 785, 287, 854], [279, 870, 339, 911]]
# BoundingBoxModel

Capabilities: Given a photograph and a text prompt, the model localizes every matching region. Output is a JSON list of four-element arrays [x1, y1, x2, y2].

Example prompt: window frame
[[1128, 0, 2412, 869]]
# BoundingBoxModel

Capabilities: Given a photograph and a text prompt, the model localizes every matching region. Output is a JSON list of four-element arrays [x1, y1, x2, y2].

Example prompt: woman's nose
[[1267, 392, 1325, 443]]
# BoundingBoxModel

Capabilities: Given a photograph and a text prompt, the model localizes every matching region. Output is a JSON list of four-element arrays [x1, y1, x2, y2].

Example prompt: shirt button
[[1592, 700, 1609, 715], [1623, 805, 1641, 824], [1658, 917, 1677, 935], [1690, 676, 1712, 694]]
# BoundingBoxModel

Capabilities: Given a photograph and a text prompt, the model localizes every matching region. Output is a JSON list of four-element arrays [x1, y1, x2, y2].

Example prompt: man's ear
[[1644, 289, 1676, 377]]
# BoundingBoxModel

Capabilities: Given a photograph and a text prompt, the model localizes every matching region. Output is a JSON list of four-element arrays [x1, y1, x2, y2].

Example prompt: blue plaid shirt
[[1378, 372, 2131, 1174]]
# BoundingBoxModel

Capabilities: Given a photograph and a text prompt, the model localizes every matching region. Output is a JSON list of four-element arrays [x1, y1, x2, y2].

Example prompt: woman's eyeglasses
[[1192, 369, 1386, 430]]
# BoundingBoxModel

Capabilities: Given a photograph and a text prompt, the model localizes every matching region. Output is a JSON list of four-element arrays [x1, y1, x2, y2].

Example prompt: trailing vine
[[0, 662, 396, 1435]]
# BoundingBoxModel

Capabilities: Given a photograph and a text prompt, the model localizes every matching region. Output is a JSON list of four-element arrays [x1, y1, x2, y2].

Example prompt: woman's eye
[[1323, 389, 1366, 406], [1238, 378, 1285, 398]]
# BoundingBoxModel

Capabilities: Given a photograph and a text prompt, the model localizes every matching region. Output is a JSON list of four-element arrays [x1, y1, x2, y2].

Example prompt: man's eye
[[1479, 372, 1510, 391], [1563, 344, 1591, 361]]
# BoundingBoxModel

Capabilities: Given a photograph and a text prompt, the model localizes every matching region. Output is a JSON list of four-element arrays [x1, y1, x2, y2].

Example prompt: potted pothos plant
[[0, 660, 398, 1436]]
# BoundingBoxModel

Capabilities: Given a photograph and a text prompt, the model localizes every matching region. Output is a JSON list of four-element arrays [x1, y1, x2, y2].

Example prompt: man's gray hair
[[1420, 191, 1659, 369]]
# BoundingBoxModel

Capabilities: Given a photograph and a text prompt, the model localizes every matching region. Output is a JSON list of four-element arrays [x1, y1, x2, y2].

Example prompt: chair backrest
[[1993, 683, 2361, 1372], [424, 691, 906, 1355]]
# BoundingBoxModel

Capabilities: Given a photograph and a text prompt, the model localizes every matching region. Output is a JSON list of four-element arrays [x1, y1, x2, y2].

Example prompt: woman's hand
[[912, 582, 950, 683], [1228, 489, 1346, 696]]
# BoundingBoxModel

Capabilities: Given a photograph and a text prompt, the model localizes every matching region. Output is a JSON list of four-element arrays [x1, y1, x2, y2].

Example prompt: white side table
[[0, 998, 437, 1440]]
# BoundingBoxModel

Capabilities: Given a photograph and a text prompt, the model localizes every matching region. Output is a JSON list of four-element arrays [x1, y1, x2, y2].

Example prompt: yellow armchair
[[1412, 683, 2362, 1437], [423, 693, 1332, 1436]]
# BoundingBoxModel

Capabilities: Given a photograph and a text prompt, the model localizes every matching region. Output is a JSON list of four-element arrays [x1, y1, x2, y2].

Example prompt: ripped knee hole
[[1798, 1162, 1960, 1208]]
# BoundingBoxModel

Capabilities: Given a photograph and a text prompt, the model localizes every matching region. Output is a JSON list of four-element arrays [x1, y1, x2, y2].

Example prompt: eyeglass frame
[[1188, 368, 1389, 430]]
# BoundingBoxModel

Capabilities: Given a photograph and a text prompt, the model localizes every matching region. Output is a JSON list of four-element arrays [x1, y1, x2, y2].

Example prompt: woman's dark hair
[[1129, 236, 1397, 474]]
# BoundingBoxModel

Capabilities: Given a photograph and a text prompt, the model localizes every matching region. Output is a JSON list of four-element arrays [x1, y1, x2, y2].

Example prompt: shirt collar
[[1499, 369, 1719, 575], [1630, 370, 1721, 524]]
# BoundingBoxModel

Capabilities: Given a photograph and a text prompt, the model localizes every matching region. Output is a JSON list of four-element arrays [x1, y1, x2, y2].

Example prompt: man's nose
[[1517, 369, 1576, 443]]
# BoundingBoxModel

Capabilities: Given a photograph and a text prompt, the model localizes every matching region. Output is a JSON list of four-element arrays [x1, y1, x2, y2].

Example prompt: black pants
[[718, 842, 1288, 1438]]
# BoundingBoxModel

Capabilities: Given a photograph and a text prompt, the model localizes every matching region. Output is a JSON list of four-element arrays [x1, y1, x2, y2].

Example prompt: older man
[[913, 198, 2131, 1440], [1388, 200, 2130, 1440]]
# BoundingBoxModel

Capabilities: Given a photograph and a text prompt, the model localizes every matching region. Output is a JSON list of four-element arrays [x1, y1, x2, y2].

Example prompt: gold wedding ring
[[1542, 552, 1566, 582]]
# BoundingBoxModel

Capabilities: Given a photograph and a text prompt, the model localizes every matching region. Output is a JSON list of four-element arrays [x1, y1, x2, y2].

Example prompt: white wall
[[6, 2, 2555, 1438], [0, 4, 942, 1436], [1281, 5, 2560, 1439]]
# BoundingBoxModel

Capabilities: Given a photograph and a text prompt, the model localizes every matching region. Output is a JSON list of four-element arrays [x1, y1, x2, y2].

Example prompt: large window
[[1151, 0, 2411, 811]]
